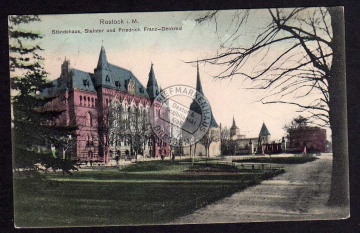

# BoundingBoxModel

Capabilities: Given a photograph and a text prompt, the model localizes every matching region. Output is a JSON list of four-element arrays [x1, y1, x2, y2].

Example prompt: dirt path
[[172, 154, 349, 224]]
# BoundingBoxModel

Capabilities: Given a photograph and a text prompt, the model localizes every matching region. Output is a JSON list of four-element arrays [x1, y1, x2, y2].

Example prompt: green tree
[[283, 115, 309, 132], [195, 7, 348, 206], [10, 15, 76, 173]]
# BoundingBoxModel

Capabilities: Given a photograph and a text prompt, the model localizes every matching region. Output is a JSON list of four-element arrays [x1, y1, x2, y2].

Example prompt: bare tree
[[195, 7, 348, 206], [199, 128, 219, 159], [127, 107, 152, 161], [220, 126, 230, 155], [106, 101, 152, 162]]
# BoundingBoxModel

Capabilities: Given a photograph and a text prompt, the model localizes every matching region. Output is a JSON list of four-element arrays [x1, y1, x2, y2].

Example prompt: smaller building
[[228, 121, 283, 155], [286, 126, 326, 153]]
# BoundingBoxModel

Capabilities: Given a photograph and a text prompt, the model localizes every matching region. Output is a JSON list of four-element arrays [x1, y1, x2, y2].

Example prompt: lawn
[[13, 161, 284, 227]]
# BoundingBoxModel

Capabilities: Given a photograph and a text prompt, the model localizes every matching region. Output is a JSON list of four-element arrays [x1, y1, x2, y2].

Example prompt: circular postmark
[[149, 85, 212, 147]]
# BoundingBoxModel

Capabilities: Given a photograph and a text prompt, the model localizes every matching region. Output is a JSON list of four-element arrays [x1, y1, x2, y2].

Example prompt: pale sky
[[11, 9, 331, 141]]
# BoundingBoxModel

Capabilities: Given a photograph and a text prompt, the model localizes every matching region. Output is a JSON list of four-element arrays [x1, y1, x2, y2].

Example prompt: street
[[173, 154, 349, 224]]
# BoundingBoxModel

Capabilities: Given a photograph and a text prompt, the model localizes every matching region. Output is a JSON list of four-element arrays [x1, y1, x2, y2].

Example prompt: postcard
[[9, 7, 349, 227]]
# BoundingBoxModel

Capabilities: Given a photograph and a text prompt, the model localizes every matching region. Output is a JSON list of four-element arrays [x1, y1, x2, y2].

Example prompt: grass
[[232, 156, 318, 164], [121, 160, 189, 172], [13, 161, 284, 227]]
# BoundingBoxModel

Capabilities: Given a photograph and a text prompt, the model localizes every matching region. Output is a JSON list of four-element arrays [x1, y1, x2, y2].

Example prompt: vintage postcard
[[9, 7, 349, 227]]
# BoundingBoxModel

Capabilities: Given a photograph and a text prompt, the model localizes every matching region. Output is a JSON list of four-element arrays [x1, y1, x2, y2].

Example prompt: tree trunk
[[326, 7, 349, 206]]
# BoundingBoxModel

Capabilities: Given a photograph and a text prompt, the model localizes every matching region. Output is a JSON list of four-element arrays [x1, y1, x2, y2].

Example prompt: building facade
[[43, 46, 170, 163], [286, 126, 326, 153], [228, 121, 283, 155]]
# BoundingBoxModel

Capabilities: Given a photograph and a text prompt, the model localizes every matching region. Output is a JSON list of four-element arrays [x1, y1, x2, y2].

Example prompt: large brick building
[[42, 46, 170, 163]]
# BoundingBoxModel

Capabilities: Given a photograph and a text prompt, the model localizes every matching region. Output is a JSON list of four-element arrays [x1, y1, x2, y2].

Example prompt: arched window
[[84, 96, 87, 105], [88, 97, 90, 107], [91, 97, 94, 107], [86, 112, 92, 127], [79, 96, 82, 105]]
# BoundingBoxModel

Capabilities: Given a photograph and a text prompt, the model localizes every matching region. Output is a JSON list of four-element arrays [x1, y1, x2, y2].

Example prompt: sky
[[11, 9, 331, 141]]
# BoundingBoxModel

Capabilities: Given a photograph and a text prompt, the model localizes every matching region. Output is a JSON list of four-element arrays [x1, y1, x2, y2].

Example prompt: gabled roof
[[107, 64, 149, 98], [259, 122, 271, 136], [71, 69, 96, 93]]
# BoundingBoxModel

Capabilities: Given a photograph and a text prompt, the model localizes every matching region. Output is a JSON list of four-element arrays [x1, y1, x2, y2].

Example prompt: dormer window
[[115, 81, 121, 88], [156, 90, 159, 95], [105, 75, 110, 82], [139, 87, 144, 93], [83, 79, 89, 87], [127, 79, 136, 94]]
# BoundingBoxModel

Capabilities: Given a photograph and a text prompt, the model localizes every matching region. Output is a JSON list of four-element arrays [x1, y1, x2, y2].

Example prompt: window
[[86, 112, 92, 127], [105, 75, 110, 82], [83, 79, 89, 87], [86, 135, 90, 146], [88, 97, 90, 107], [84, 96, 87, 105], [79, 96, 82, 105], [91, 97, 94, 107], [115, 81, 121, 88]]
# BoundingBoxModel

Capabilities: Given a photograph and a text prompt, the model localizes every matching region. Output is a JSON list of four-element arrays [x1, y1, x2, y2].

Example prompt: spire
[[232, 115, 236, 127], [93, 45, 114, 87], [189, 63, 218, 128], [146, 63, 159, 100], [196, 61, 204, 95], [96, 45, 109, 70], [259, 122, 271, 136]]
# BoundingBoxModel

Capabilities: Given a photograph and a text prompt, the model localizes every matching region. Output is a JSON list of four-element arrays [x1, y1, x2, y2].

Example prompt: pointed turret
[[96, 45, 109, 70], [259, 122, 271, 136], [259, 122, 271, 144], [230, 115, 240, 139], [231, 116, 236, 128], [146, 63, 159, 100], [93, 45, 114, 87], [189, 62, 218, 127]]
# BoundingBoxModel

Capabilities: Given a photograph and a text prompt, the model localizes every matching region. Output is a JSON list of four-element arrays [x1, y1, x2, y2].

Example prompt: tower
[[93, 45, 115, 87], [146, 63, 159, 101], [259, 122, 271, 144], [188, 62, 218, 127], [60, 57, 71, 88], [183, 62, 220, 157], [230, 116, 240, 139]]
